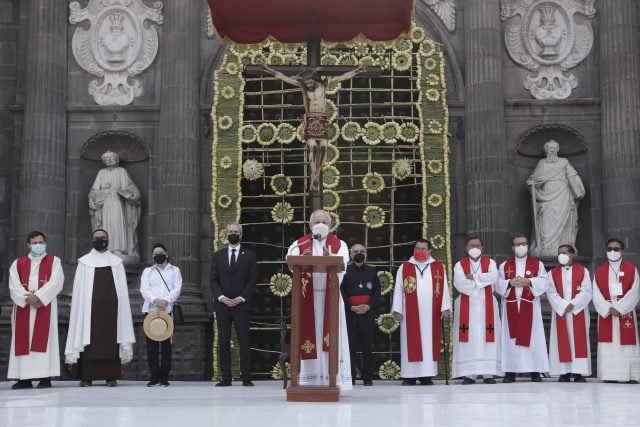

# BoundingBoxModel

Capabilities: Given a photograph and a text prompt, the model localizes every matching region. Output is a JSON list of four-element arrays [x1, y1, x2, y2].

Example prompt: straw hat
[[143, 311, 174, 342]]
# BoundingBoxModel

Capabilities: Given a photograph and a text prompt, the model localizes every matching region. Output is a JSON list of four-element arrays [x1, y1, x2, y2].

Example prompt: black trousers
[[345, 309, 375, 381], [216, 309, 251, 381], [146, 336, 172, 382]]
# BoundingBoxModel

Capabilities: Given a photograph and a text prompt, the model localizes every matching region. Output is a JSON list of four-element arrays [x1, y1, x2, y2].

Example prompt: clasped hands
[[351, 304, 370, 314], [509, 276, 532, 288], [25, 292, 42, 308], [220, 296, 244, 307], [301, 247, 331, 256], [153, 298, 170, 311], [392, 310, 451, 321]]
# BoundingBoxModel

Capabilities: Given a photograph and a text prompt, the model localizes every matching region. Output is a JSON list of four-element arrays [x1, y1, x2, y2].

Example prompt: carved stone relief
[[501, 0, 595, 99], [424, 0, 456, 32], [69, 0, 164, 106]]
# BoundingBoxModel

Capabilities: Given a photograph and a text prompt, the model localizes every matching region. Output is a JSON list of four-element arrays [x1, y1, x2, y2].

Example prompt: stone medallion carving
[[424, 0, 456, 32], [501, 0, 595, 99], [69, 0, 163, 106]]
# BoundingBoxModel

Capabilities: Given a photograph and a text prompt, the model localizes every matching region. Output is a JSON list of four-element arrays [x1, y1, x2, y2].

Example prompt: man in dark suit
[[210, 222, 257, 386]]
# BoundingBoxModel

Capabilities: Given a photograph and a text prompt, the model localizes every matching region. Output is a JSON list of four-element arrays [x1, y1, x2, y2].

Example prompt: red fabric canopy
[[208, 0, 414, 44]]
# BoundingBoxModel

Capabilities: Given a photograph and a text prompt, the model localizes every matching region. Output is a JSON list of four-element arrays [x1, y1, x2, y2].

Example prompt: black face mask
[[153, 254, 167, 265], [353, 253, 366, 263], [227, 234, 240, 245], [92, 238, 108, 251]]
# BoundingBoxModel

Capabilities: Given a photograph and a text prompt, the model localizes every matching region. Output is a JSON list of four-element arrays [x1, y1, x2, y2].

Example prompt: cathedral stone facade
[[0, 0, 638, 379]]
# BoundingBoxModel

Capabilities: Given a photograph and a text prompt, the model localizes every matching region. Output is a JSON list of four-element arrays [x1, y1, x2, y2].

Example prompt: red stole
[[503, 256, 539, 347], [402, 261, 445, 362], [594, 260, 637, 346], [459, 256, 495, 343], [550, 264, 589, 362], [15, 255, 54, 356], [298, 233, 342, 360]]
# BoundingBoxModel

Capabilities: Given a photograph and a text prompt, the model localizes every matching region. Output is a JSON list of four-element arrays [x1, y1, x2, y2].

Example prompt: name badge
[[611, 282, 623, 297]]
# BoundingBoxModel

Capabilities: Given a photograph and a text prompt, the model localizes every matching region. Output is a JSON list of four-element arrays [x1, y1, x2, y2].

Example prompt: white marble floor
[[1, 379, 640, 427]]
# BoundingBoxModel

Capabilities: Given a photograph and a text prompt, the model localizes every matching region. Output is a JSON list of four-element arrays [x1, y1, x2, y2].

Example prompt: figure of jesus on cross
[[259, 64, 367, 191]]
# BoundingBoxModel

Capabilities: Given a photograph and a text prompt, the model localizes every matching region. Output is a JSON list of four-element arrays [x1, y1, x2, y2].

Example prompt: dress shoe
[[627, 380, 638, 384], [483, 378, 496, 384], [242, 380, 254, 386], [558, 374, 571, 383], [216, 380, 232, 387], [106, 380, 118, 387], [363, 379, 373, 386], [147, 381, 159, 387], [79, 380, 92, 387], [503, 374, 516, 383], [37, 379, 52, 389], [462, 377, 476, 385], [401, 378, 416, 386], [573, 375, 586, 383], [530, 373, 542, 382], [160, 380, 170, 387], [419, 377, 433, 385], [11, 380, 33, 390]]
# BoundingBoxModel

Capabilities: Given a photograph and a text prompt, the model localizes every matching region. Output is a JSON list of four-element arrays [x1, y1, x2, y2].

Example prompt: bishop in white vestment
[[287, 210, 352, 390], [452, 237, 502, 383], [392, 239, 451, 384], [592, 238, 640, 382], [496, 235, 549, 382], [546, 245, 592, 381], [8, 232, 64, 389]]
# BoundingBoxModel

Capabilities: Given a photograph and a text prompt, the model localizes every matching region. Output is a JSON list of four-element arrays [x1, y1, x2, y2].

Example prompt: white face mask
[[467, 248, 482, 259], [311, 223, 330, 239], [30, 243, 46, 257], [557, 253, 570, 265], [607, 250, 622, 262], [514, 245, 528, 258]]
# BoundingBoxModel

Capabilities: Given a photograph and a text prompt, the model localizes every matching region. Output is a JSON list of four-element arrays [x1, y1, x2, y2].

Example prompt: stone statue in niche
[[89, 151, 141, 264], [526, 140, 585, 257]]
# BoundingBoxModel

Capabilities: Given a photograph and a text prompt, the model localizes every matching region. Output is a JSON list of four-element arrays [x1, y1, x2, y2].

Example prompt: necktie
[[230, 248, 237, 270]]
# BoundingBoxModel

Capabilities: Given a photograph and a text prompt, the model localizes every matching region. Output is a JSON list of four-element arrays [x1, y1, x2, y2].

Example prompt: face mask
[[312, 223, 330, 239], [93, 238, 108, 251], [514, 245, 528, 258], [413, 250, 428, 262], [557, 253, 570, 265], [30, 243, 46, 257], [153, 254, 167, 265], [607, 250, 622, 262], [227, 234, 240, 245], [353, 253, 366, 263], [467, 248, 481, 259]]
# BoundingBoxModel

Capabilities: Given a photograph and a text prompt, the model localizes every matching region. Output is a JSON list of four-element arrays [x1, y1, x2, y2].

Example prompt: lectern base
[[286, 385, 340, 402]]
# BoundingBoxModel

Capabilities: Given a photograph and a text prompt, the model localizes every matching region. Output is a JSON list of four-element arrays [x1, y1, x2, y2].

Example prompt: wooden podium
[[285, 255, 344, 402]]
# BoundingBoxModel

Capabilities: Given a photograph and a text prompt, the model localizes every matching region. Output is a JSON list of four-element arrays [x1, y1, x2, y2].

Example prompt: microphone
[[287, 235, 322, 255]]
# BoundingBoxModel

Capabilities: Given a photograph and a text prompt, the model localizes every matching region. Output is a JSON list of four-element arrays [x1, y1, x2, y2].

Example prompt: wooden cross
[[434, 270, 443, 295]]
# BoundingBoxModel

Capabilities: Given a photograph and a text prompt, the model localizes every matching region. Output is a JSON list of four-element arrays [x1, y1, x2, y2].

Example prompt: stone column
[[463, 0, 510, 256], [157, 1, 200, 284], [17, 0, 67, 252], [598, 0, 640, 259]]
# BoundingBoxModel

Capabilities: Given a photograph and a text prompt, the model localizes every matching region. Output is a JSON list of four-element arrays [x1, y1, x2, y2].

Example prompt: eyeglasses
[[606, 247, 622, 252]]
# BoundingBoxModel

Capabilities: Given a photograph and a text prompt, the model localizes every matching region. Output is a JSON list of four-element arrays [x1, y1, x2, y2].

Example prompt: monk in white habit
[[496, 234, 549, 382], [452, 236, 501, 384], [8, 231, 64, 389], [286, 209, 352, 390], [592, 238, 640, 383], [64, 229, 135, 387], [392, 238, 451, 385], [546, 244, 592, 382]]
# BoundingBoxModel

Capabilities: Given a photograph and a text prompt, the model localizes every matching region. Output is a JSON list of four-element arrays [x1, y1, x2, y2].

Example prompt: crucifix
[[244, 33, 380, 209]]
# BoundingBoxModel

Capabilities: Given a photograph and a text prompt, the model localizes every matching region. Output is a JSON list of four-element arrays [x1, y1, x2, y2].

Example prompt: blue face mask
[[30, 243, 46, 257]]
